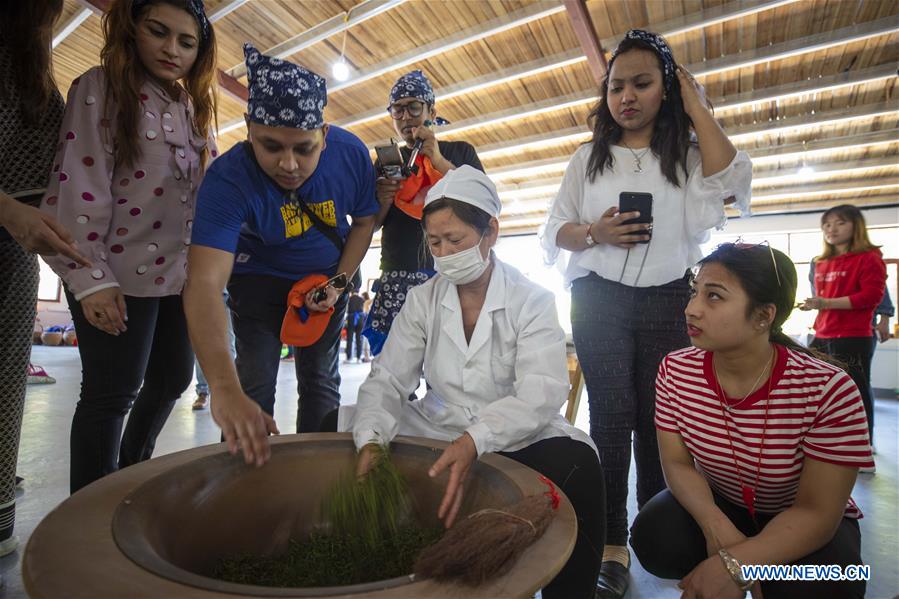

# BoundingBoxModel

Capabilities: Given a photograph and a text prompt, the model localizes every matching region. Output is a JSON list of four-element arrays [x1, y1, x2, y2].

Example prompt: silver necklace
[[713, 348, 774, 411], [621, 140, 650, 173]]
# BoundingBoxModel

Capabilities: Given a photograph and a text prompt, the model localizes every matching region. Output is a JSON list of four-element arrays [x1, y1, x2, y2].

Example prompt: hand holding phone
[[587, 192, 653, 249]]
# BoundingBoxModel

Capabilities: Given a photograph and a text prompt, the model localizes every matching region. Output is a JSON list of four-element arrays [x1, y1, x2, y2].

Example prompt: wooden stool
[[565, 343, 584, 424]]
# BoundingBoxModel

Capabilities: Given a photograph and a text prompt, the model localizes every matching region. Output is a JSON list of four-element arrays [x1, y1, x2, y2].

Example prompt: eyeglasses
[[388, 100, 425, 120], [310, 272, 349, 303], [732, 238, 782, 287]]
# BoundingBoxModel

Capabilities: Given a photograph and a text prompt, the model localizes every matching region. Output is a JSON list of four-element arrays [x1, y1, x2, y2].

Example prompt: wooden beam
[[698, 15, 899, 78], [335, 50, 586, 129], [208, 0, 249, 22], [489, 129, 899, 182], [53, 7, 92, 48], [563, 0, 606, 84], [365, 65, 898, 150], [217, 70, 248, 104], [328, 1, 565, 94], [227, 0, 408, 79], [76, 0, 109, 13], [222, 0, 804, 136]]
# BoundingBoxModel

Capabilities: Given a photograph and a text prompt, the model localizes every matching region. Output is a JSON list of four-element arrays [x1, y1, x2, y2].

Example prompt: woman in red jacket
[[801, 204, 885, 452]]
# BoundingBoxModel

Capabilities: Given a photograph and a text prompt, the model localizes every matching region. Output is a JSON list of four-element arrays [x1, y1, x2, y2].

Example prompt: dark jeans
[[810, 336, 874, 440], [67, 290, 193, 494], [319, 410, 604, 599], [345, 311, 364, 360], [228, 274, 347, 433], [631, 489, 866, 598], [570, 272, 690, 545]]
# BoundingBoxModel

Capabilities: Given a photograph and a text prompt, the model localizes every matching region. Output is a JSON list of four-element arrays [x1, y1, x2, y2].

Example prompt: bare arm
[[729, 458, 858, 567], [0, 193, 90, 265], [555, 207, 649, 251], [677, 67, 738, 177], [372, 178, 398, 229], [184, 245, 278, 465], [337, 214, 376, 280], [659, 430, 748, 553]]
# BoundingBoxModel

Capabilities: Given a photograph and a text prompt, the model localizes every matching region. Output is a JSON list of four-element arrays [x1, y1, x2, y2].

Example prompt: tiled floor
[[2, 345, 897, 597]]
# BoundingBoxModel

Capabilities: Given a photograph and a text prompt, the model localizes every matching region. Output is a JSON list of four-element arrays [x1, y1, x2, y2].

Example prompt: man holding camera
[[365, 70, 484, 355], [184, 44, 377, 464]]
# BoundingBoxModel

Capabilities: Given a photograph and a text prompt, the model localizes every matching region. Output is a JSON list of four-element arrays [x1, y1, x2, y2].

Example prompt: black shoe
[[595, 560, 630, 599]]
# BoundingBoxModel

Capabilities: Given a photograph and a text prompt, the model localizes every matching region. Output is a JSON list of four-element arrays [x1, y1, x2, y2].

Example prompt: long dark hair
[[101, 0, 218, 168], [585, 36, 694, 187], [817, 204, 880, 260], [0, 0, 64, 125], [698, 243, 823, 359]]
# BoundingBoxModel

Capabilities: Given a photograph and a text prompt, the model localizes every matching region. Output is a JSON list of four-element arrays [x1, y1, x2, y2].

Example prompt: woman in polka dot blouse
[[40, 0, 218, 494]]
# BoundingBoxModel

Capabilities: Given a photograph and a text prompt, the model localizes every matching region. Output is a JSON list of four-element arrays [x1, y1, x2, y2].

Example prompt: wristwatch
[[718, 549, 755, 592], [584, 224, 596, 246]]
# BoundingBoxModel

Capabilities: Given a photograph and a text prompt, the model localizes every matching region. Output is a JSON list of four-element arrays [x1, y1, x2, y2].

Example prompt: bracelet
[[718, 549, 755, 592]]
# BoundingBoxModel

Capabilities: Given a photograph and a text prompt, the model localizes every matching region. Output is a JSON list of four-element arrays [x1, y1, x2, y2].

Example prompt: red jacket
[[813, 249, 886, 338]]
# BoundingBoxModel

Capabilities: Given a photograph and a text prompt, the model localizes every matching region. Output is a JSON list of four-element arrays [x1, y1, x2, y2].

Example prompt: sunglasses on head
[[731, 239, 782, 288]]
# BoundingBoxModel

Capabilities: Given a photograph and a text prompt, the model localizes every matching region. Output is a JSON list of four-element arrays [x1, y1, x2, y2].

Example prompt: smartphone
[[374, 142, 406, 180], [619, 192, 653, 244]]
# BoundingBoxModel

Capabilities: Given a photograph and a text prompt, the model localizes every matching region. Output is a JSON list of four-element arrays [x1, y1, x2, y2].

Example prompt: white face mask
[[434, 237, 489, 285]]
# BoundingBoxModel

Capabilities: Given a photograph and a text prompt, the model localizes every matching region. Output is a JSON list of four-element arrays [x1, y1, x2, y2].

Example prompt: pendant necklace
[[621, 140, 650, 173], [713, 348, 775, 521]]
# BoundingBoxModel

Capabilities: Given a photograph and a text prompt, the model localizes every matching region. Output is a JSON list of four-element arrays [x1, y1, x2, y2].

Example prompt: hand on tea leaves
[[429, 433, 477, 529], [356, 443, 383, 478]]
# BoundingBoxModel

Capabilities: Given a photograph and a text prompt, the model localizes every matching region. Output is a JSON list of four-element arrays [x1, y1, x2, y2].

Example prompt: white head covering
[[424, 165, 501, 218]]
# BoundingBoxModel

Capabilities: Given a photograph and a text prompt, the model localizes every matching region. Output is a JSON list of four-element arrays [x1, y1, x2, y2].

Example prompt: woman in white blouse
[[335, 166, 603, 598], [540, 29, 751, 598]]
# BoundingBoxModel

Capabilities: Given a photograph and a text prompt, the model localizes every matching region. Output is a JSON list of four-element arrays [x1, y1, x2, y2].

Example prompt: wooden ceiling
[[53, 0, 899, 234]]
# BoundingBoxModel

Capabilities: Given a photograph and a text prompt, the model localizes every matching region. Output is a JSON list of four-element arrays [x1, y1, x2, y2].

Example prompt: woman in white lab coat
[[334, 165, 604, 599]]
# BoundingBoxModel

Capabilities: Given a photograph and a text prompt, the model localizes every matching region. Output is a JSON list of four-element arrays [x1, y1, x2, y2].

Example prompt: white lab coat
[[340, 257, 596, 457]]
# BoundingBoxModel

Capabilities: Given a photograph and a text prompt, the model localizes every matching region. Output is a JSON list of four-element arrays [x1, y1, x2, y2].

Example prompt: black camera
[[375, 140, 409, 180]]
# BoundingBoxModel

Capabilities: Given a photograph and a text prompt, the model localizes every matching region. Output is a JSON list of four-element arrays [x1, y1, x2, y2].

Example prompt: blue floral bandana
[[132, 0, 210, 43], [612, 29, 676, 91], [387, 69, 449, 125], [243, 43, 327, 129]]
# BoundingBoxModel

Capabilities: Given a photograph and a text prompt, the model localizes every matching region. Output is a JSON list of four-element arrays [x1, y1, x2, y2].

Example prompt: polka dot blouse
[[41, 67, 217, 300]]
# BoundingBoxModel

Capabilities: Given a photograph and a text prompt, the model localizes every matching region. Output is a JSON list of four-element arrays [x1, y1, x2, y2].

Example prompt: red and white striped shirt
[[655, 344, 873, 519]]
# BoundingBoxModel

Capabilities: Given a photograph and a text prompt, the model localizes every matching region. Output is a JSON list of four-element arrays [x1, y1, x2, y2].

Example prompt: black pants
[[810, 336, 875, 441], [345, 311, 364, 360], [571, 272, 690, 545], [67, 291, 193, 494], [319, 411, 604, 599], [0, 241, 38, 540], [631, 489, 865, 598], [228, 274, 347, 433]]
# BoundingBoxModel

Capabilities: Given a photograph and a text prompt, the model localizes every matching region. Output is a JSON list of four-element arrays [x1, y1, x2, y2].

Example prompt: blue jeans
[[195, 292, 235, 395], [228, 274, 347, 433]]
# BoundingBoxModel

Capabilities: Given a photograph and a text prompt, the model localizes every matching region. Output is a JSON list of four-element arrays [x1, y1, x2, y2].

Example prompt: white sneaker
[[0, 535, 18, 557]]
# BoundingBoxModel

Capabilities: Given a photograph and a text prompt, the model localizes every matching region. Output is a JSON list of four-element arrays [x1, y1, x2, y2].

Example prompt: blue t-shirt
[[192, 126, 378, 280]]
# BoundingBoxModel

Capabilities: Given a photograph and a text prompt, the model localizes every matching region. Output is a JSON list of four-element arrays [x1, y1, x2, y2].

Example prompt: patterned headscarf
[[387, 70, 450, 125], [612, 29, 676, 91], [132, 0, 211, 43], [243, 43, 328, 130]]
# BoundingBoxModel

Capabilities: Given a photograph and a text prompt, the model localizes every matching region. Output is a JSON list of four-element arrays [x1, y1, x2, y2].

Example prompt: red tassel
[[742, 484, 756, 519], [539, 475, 560, 510]]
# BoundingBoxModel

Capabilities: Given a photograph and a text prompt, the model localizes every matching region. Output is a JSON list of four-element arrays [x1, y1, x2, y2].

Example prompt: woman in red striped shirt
[[631, 243, 872, 598]]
